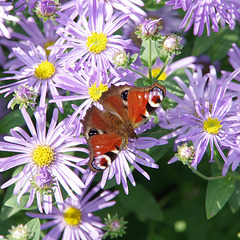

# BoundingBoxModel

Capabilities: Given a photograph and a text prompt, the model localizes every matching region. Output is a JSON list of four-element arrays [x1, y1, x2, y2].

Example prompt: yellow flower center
[[203, 117, 222, 134], [43, 41, 55, 56], [64, 207, 82, 226], [149, 68, 167, 81], [35, 60, 55, 80], [86, 32, 108, 54], [88, 82, 108, 101], [31, 144, 55, 167]]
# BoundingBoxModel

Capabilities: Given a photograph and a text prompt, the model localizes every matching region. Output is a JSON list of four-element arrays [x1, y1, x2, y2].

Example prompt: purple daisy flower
[[167, 0, 240, 36], [0, 40, 67, 111], [146, 6, 183, 34], [0, 0, 19, 39], [55, 0, 132, 76], [160, 66, 240, 167], [103, 0, 146, 22], [60, 0, 146, 22], [35, 0, 61, 21], [87, 119, 168, 194], [222, 132, 240, 176], [123, 5, 183, 49], [0, 106, 88, 213], [222, 146, 240, 176], [0, 15, 60, 70], [165, 0, 192, 11], [228, 44, 240, 73], [219, 44, 240, 94], [27, 173, 119, 240], [14, 0, 37, 14], [224, 43, 240, 81]]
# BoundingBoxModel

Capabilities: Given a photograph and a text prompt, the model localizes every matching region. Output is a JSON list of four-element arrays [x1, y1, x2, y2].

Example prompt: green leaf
[[128, 53, 138, 65], [118, 183, 163, 222], [155, 41, 169, 63], [161, 67, 191, 110], [140, 39, 158, 67], [192, 29, 215, 56], [134, 77, 152, 87], [26, 218, 41, 240], [0, 167, 25, 220], [0, 109, 33, 134], [206, 177, 235, 219], [5, 194, 37, 211], [143, 0, 166, 10], [1, 188, 21, 220], [211, 28, 239, 61], [228, 181, 240, 213]]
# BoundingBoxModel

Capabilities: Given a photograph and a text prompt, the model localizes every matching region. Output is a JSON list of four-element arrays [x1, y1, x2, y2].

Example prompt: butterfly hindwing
[[88, 133, 125, 172], [82, 106, 126, 172]]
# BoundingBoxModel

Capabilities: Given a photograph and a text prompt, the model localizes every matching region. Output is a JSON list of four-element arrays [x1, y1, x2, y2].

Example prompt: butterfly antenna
[[138, 129, 167, 136]]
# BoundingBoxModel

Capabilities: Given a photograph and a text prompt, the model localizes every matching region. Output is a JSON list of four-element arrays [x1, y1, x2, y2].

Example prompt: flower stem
[[126, 66, 149, 81], [155, 55, 171, 81], [190, 167, 225, 181], [190, 165, 240, 181], [148, 38, 152, 82]]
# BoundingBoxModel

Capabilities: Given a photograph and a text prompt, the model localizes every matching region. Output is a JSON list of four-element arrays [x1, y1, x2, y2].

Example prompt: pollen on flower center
[[34, 60, 55, 79], [64, 207, 82, 226], [123, 139, 128, 149], [150, 68, 167, 81], [43, 41, 55, 56], [32, 144, 55, 167], [203, 117, 222, 134], [88, 82, 108, 101], [86, 32, 108, 54]]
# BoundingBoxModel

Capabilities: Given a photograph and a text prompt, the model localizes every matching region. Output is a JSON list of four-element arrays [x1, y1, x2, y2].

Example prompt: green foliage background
[[0, 0, 240, 239]]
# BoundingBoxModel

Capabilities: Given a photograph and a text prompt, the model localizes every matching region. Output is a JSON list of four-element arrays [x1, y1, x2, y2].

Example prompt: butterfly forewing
[[128, 83, 166, 128], [99, 84, 131, 121]]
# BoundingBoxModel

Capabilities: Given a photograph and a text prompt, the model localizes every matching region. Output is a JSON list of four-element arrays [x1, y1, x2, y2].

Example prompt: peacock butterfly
[[82, 82, 166, 173]]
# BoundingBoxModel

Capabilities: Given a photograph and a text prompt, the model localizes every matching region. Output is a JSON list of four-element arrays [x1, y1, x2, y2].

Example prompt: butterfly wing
[[82, 106, 126, 172], [99, 84, 131, 121], [99, 83, 166, 127], [127, 82, 166, 128]]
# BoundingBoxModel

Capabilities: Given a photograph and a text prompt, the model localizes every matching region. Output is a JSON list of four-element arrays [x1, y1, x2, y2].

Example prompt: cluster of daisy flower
[[0, 0, 239, 239]]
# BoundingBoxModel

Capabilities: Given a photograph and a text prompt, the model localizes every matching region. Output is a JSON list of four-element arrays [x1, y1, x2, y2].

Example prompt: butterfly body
[[82, 83, 166, 172]]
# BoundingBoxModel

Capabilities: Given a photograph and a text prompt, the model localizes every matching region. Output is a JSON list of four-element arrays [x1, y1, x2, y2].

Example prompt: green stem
[[190, 167, 225, 181], [126, 66, 149, 81], [148, 38, 152, 82], [191, 166, 240, 181], [155, 55, 171, 81], [214, 156, 224, 170]]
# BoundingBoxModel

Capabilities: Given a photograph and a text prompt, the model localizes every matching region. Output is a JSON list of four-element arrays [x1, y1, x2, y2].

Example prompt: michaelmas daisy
[[27, 173, 119, 240], [55, 0, 132, 76], [0, 106, 88, 213]]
